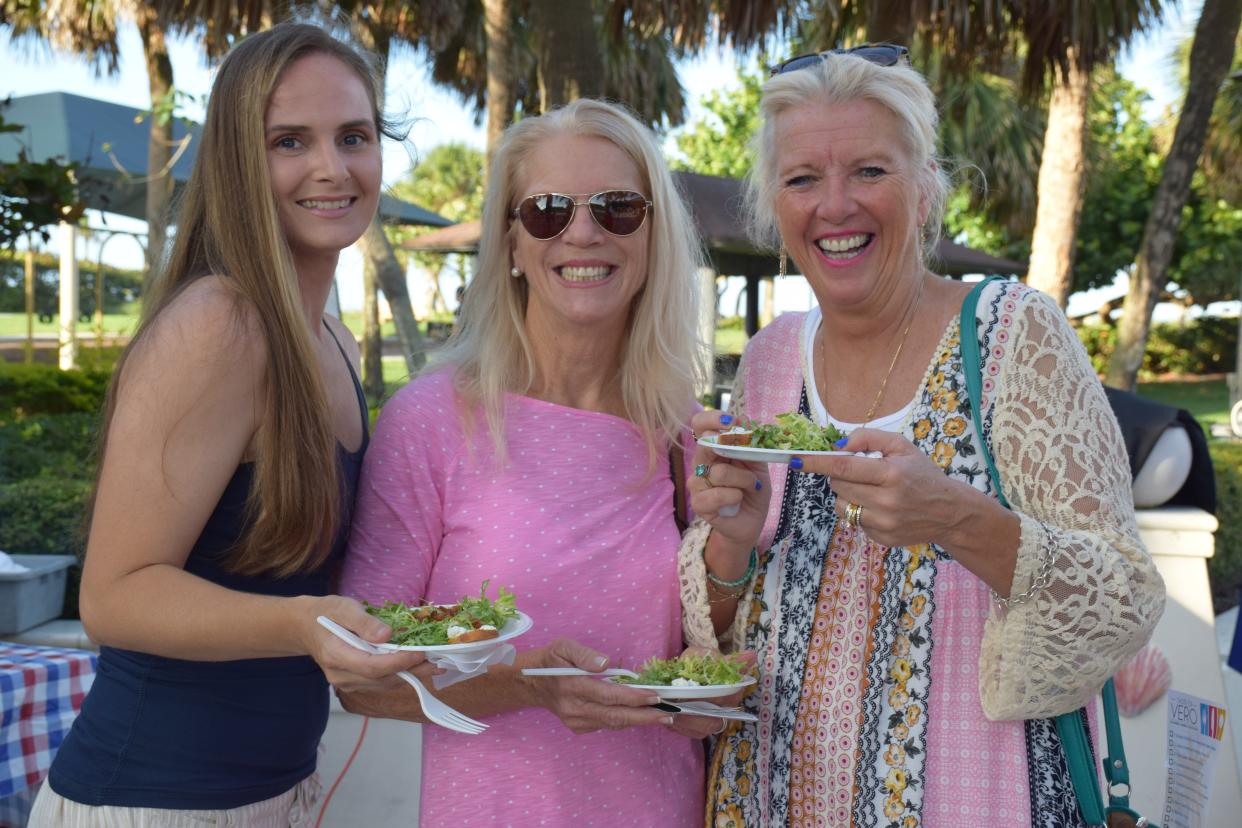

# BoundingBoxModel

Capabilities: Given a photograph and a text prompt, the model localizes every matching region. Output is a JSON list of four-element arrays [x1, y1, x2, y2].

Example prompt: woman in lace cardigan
[[683, 46, 1166, 827]]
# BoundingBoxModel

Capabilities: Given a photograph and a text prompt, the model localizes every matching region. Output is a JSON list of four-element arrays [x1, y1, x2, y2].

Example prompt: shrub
[[1077, 316, 1238, 379], [0, 412, 99, 483], [1208, 441, 1242, 614], [0, 478, 91, 620], [0, 362, 110, 420], [0, 477, 90, 556]]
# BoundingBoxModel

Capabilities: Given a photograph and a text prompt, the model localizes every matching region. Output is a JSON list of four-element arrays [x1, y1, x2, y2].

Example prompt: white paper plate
[[608, 675, 756, 700], [698, 435, 879, 465], [373, 610, 533, 654]]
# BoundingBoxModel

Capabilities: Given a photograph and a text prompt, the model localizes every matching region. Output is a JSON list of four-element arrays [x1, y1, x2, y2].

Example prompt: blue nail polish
[[720, 414, 733, 425], [789, 457, 803, 470], [834, 437, 849, 448], [755, 479, 764, 491]]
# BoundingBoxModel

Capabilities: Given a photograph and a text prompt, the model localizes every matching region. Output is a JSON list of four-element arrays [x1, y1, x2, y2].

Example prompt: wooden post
[[22, 244, 34, 364], [95, 254, 105, 348], [23, 244, 34, 364], [58, 221, 78, 370], [698, 266, 718, 403]]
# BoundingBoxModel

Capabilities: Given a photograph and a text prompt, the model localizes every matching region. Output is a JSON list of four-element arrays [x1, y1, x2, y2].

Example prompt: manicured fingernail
[[595, 656, 609, 668], [755, 479, 764, 491], [789, 457, 803, 470], [834, 437, 848, 448], [648, 696, 663, 706], [662, 716, 676, 726], [720, 414, 733, 425]]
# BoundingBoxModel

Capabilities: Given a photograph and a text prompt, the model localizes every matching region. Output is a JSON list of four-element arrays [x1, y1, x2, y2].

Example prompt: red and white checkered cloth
[[0, 643, 96, 798]]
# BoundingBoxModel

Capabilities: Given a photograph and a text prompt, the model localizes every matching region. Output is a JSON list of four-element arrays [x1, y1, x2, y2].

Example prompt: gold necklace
[[820, 276, 925, 426]]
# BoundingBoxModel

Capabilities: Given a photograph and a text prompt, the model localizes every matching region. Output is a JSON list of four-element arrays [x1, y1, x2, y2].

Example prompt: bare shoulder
[[129, 277, 267, 384], [115, 277, 269, 438], [933, 274, 973, 303], [323, 314, 361, 368]]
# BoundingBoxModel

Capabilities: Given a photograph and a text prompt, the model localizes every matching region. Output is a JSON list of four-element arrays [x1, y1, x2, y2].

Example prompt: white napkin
[[429, 644, 517, 690], [0, 551, 30, 574]]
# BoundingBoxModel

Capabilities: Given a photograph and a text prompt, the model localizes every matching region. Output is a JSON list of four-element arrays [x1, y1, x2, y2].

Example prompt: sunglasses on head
[[512, 190, 652, 240], [772, 43, 910, 76]]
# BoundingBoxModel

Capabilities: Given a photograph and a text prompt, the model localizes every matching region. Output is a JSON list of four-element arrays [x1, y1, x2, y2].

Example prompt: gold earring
[[779, 247, 787, 278]]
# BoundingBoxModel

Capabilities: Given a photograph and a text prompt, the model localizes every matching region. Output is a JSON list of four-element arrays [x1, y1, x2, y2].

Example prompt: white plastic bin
[[0, 554, 76, 635]]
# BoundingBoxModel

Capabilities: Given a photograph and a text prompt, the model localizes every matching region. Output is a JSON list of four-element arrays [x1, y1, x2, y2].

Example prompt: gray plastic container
[[0, 554, 77, 635]]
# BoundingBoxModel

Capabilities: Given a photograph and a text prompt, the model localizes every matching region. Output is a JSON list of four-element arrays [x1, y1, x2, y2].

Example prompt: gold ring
[[844, 501, 862, 529], [695, 463, 714, 488]]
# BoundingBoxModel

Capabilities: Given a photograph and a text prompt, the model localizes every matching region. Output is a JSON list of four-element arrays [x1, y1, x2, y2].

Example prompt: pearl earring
[[510, 266, 522, 278]]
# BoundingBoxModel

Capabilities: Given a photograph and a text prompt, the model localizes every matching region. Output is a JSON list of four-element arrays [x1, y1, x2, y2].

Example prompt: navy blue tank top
[[48, 327, 369, 809]]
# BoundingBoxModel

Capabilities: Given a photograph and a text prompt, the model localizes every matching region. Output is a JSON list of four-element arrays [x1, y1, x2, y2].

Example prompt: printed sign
[[1162, 689, 1228, 828]]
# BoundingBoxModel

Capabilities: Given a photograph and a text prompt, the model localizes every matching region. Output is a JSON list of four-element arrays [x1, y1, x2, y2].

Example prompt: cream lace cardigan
[[679, 285, 1166, 720]]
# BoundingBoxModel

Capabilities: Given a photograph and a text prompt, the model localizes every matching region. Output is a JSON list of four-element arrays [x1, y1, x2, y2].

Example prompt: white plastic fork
[[316, 616, 488, 735], [520, 667, 640, 678]]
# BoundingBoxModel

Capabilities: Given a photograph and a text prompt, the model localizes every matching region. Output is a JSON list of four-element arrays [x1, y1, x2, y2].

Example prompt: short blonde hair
[[432, 98, 706, 464], [745, 54, 949, 261]]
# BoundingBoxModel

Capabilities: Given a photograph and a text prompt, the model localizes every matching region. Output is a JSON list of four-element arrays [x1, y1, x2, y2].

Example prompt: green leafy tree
[[1169, 184, 1242, 307], [387, 142, 486, 313], [1073, 73, 1162, 293], [1109, 0, 1242, 390], [0, 114, 84, 251], [671, 70, 762, 179]]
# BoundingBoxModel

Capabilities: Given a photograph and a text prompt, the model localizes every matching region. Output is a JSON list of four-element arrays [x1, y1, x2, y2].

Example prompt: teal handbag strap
[[959, 276, 1009, 509], [1102, 678, 1135, 812], [1055, 710, 1109, 825], [959, 277, 1133, 827]]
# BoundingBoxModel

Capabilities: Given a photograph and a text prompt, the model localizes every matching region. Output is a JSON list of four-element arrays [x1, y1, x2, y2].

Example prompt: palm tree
[[482, 0, 517, 168], [132, 3, 173, 289], [433, 0, 696, 161], [529, 0, 603, 106], [1194, 32, 1242, 202], [1106, 0, 1242, 390]]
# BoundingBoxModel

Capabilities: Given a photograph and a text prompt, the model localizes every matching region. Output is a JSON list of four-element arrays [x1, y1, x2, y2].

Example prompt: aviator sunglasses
[[512, 190, 653, 240], [772, 42, 910, 75]]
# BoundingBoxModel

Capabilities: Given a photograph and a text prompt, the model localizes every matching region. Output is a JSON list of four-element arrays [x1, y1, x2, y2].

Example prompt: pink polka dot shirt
[[342, 370, 704, 826]]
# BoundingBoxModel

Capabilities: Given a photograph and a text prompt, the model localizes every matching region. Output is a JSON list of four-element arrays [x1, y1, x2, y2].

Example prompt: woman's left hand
[[664, 647, 757, 740], [300, 595, 441, 693], [791, 428, 966, 549]]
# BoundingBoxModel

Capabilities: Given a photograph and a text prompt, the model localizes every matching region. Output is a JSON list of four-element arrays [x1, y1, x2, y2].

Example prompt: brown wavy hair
[[93, 22, 388, 577]]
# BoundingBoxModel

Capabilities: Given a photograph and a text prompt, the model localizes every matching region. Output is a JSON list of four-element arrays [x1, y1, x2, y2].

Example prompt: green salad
[[742, 412, 846, 451], [616, 653, 749, 687], [365, 582, 518, 646]]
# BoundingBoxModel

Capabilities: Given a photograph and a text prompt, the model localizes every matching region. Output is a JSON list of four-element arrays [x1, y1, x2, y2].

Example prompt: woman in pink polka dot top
[[339, 98, 718, 826]]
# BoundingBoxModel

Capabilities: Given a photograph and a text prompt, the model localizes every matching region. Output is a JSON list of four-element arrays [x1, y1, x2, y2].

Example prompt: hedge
[[0, 362, 111, 420], [0, 478, 91, 619], [1208, 440, 1242, 613], [0, 412, 98, 483], [1078, 316, 1238, 378]]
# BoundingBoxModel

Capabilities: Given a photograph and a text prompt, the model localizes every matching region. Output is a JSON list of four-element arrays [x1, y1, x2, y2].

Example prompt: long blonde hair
[[432, 98, 706, 466], [95, 22, 389, 577]]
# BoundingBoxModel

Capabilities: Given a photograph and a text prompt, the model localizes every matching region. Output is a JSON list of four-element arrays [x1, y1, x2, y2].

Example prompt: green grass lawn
[[0, 311, 139, 337], [338, 311, 397, 340], [1135, 378, 1231, 427], [338, 311, 455, 342]]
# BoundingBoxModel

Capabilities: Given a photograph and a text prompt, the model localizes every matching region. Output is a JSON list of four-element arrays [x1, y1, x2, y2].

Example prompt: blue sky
[[0, 3, 1205, 315]]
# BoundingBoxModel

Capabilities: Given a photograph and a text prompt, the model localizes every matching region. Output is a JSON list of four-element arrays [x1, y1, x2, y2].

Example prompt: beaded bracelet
[[705, 546, 757, 589], [706, 579, 747, 604]]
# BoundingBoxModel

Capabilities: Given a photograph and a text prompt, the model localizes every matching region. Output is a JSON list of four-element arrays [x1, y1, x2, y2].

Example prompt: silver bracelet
[[992, 523, 1056, 608]]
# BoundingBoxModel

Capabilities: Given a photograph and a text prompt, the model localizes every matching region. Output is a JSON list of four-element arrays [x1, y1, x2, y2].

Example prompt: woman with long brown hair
[[29, 21, 432, 826]]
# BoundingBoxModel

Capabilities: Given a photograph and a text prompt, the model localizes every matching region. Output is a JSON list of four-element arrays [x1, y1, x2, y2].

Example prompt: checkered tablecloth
[[0, 642, 96, 798]]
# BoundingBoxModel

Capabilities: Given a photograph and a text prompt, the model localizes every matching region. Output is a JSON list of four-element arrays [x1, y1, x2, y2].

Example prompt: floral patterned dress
[[679, 280, 1165, 828]]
